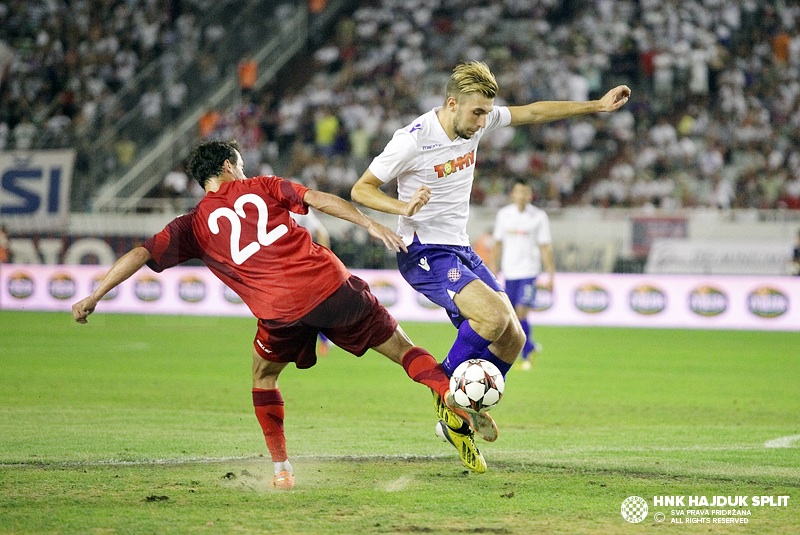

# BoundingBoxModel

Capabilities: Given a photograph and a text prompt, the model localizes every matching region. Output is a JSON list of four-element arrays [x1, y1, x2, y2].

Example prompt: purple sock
[[441, 321, 492, 376], [478, 347, 512, 378], [520, 318, 534, 358]]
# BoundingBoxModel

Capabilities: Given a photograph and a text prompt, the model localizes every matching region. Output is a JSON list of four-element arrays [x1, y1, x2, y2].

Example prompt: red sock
[[252, 388, 288, 462], [401, 347, 450, 398]]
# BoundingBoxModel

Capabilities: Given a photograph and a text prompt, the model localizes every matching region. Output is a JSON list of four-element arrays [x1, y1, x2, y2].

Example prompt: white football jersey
[[492, 203, 552, 280], [369, 106, 511, 246]]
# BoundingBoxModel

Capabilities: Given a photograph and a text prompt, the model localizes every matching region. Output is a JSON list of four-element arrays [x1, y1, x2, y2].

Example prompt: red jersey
[[143, 176, 350, 322]]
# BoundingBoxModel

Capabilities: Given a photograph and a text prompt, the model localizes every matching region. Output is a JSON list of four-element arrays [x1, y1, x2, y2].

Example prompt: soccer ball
[[449, 359, 504, 413]]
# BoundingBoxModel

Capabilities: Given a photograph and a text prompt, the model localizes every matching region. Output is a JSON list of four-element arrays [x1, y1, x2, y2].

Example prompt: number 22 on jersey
[[208, 193, 288, 264]]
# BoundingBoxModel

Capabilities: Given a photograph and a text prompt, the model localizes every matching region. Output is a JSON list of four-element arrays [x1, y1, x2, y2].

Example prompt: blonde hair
[[445, 61, 499, 100]]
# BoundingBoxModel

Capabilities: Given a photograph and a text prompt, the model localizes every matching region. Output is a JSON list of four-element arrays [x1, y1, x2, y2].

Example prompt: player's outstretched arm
[[72, 246, 152, 324], [507, 85, 631, 126], [351, 170, 430, 217], [303, 189, 407, 252]]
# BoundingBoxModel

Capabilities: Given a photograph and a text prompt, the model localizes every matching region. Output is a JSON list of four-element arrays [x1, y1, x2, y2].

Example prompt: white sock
[[274, 460, 292, 475]]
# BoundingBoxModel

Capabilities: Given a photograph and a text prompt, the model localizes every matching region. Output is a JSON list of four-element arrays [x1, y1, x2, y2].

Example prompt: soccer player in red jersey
[[72, 140, 487, 489]]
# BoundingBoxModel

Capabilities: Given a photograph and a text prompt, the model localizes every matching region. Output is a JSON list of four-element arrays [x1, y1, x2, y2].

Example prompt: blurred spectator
[[0, 225, 10, 264], [314, 105, 341, 157], [199, 109, 221, 139], [0, 121, 8, 150], [162, 164, 190, 213], [12, 116, 37, 150], [309, 0, 328, 16], [779, 172, 800, 210], [326, 155, 359, 199], [139, 84, 163, 136], [165, 78, 188, 122], [113, 135, 136, 170], [237, 55, 257, 99]]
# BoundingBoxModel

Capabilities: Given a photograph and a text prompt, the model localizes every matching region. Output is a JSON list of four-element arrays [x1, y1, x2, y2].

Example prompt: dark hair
[[186, 139, 240, 188], [513, 178, 530, 188]]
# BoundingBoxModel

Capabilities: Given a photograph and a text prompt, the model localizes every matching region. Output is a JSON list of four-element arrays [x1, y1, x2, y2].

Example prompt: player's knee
[[474, 304, 515, 341], [510, 320, 526, 353], [499, 322, 526, 357]]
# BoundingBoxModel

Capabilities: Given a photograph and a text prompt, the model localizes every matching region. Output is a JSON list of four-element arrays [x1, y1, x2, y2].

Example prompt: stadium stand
[[184, 0, 800, 215], [2, 1, 799, 272], [0, 0, 301, 211]]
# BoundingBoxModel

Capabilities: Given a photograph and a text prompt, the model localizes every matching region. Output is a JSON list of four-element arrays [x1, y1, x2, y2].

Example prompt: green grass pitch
[[1, 310, 798, 534]]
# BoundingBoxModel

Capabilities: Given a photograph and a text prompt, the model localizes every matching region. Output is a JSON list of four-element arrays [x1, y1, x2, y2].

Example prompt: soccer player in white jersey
[[492, 179, 555, 371], [351, 61, 630, 466]]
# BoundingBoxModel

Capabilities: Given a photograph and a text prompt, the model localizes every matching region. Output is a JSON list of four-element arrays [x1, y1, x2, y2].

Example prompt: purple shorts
[[504, 277, 537, 309], [397, 237, 502, 327]]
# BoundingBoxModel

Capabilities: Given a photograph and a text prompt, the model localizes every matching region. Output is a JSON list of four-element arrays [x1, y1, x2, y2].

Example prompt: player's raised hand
[[404, 185, 431, 217], [598, 85, 631, 112], [72, 295, 98, 324], [365, 220, 408, 253]]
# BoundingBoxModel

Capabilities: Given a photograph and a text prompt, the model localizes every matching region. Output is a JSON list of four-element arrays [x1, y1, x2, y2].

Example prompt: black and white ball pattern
[[449, 359, 504, 413]]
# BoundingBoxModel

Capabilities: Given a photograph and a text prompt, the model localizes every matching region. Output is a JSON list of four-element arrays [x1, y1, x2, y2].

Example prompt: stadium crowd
[[0, 0, 287, 206], [198, 0, 800, 212], [0, 0, 217, 152], [2, 1, 800, 212]]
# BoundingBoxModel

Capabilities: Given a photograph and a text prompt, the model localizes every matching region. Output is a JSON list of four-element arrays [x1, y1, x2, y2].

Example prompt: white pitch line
[[0, 454, 264, 468], [0, 453, 452, 468], [3, 441, 794, 468], [493, 444, 765, 455], [764, 434, 800, 448], [0, 444, 776, 468]]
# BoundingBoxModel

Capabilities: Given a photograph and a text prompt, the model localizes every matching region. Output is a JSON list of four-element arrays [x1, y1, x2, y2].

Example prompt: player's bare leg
[[372, 325, 450, 398], [489, 293, 527, 365], [251, 351, 293, 489], [453, 279, 518, 344]]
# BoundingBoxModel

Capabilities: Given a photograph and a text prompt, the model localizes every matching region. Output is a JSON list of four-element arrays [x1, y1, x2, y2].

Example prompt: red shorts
[[253, 275, 398, 369]]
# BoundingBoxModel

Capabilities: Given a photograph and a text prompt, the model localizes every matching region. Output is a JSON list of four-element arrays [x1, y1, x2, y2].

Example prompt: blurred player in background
[[290, 208, 333, 355], [73, 140, 489, 486], [491, 179, 555, 371], [351, 60, 630, 459], [792, 228, 800, 275]]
